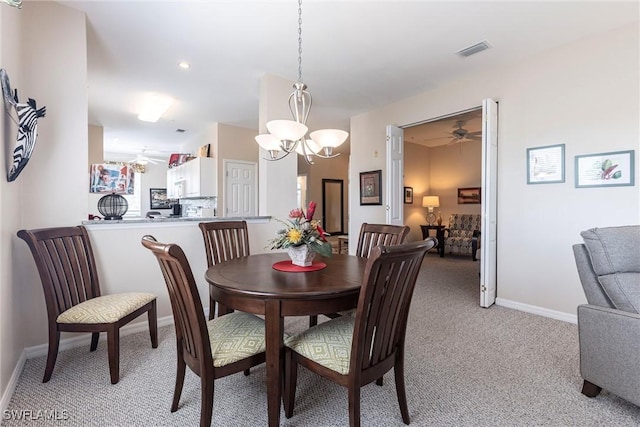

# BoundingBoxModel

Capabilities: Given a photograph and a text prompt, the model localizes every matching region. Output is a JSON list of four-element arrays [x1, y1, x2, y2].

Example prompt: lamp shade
[[422, 196, 440, 208], [309, 129, 348, 148], [266, 119, 308, 142], [255, 134, 282, 151]]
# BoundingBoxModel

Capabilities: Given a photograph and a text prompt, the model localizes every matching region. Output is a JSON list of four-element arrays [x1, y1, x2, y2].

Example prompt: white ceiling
[[57, 1, 639, 158]]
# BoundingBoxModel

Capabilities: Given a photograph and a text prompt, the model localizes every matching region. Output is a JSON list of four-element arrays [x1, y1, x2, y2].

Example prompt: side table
[[337, 235, 349, 254], [420, 225, 445, 257]]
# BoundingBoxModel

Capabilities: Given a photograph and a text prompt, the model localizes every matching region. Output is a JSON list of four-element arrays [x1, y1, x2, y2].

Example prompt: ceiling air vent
[[176, 128, 186, 133], [456, 41, 491, 58]]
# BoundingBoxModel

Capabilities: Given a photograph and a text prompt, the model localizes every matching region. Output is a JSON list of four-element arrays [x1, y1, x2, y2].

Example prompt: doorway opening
[[322, 179, 344, 235], [388, 99, 497, 307]]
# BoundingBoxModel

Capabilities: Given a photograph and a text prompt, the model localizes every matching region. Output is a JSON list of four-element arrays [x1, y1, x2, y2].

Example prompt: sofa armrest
[[578, 304, 640, 406]]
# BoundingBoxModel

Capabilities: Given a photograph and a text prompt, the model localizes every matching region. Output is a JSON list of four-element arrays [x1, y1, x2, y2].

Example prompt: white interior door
[[480, 98, 498, 307], [386, 125, 404, 225], [225, 160, 257, 217]]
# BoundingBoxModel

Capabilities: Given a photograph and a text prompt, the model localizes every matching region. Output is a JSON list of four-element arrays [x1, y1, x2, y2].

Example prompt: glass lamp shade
[[309, 129, 348, 148], [255, 134, 282, 151], [266, 119, 308, 142], [97, 193, 128, 220]]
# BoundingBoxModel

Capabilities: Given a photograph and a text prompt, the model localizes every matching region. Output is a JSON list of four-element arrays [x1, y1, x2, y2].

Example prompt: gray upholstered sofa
[[573, 225, 640, 406]]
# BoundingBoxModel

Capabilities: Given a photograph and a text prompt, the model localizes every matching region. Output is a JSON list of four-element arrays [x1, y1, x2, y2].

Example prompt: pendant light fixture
[[255, 0, 348, 165]]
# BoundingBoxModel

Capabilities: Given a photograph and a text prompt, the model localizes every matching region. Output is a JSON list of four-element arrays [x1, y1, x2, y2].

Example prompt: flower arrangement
[[267, 201, 333, 258]]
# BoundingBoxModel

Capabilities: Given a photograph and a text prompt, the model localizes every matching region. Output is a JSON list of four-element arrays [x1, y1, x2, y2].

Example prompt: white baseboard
[[2, 307, 211, 413], [24, 315, 176, 359], [0, 350, 27, 416], [2, 317, 174, 413], [495, 298, 577, 324]]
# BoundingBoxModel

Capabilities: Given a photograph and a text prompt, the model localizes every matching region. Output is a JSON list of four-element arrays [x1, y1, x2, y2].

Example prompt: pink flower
[[306, 201, 316, 220], [289, 208, 304, 219]]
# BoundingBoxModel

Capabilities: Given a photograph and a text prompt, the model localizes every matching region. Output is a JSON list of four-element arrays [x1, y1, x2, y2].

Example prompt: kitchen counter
[[82, 215, 271, 228]]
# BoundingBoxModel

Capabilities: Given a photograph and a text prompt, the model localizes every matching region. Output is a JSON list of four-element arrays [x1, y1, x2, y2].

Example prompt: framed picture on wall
[[575, 150, 635, 188], [457, 187, 481, 204], [404, 187, 413, 204], [527, 144, 565, 184], [360, 170, 382, 205]]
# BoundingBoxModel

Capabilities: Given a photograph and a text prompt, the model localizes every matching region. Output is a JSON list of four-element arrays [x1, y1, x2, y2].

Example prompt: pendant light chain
[[297, 0, 303, 84], [254, 0, 348, 165]]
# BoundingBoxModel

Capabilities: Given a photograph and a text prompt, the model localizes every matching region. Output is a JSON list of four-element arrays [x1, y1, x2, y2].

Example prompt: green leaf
[[314, 241, 333, 258], [612, 171, 622, 179], [602, 159, 612, 171]]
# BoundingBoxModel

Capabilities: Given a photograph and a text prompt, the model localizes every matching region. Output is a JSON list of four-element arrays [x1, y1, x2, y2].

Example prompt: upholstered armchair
[[573, 225, 640, 406], [443, 214, 481, 260]]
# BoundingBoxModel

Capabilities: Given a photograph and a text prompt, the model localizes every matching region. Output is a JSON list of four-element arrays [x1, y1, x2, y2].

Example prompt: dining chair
[[17, 226, 158, 384], [354, 222, 411, 258], [284, 238, 436, 427], [141, 235, 266, 427], [309, 222, 410, 327], [198, 220, 250, 320]]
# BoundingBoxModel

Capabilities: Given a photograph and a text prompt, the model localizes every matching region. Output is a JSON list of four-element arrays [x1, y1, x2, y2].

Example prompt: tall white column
[[257, 74, 298, 218]]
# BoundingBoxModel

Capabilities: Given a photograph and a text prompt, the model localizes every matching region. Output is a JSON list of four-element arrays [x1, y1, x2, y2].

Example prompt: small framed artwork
[[404, 187, 413, 204], [198, 144, 210, 157], [458, 187, 481, 204], [360, 170, 382, 205], [149, 188, 173, 209], [575, 150, 635, 188], [527, 144, 565, 184]]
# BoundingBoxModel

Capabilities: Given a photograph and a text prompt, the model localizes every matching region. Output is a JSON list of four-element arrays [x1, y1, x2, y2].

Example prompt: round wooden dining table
[[205, 252, 367, 427]]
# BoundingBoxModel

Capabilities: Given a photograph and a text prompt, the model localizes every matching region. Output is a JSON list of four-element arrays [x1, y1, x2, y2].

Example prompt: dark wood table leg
[[217, 302, 233, 316], [265, 299, 284, 427], [437, 228, 445, 257]]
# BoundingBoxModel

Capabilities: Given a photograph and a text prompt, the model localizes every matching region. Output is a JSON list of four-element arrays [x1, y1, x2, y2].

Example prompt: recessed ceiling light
[[178, 62, 191, 69]]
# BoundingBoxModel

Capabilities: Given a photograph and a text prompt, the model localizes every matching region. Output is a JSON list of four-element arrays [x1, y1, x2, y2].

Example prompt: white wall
[[350, 23, 639, 316], [85, 220, 273, 322], [1, 1, 87, 406], [0, 0, 24, 406]]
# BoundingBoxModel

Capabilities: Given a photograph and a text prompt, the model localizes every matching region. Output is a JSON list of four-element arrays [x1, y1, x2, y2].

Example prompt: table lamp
[[422, 196, 440, 225]]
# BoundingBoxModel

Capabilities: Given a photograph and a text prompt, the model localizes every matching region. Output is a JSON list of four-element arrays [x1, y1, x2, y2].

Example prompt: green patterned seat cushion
[[207, 312, 267, 368], [285, 316, 355, 375], [57, 292, 156, 324]]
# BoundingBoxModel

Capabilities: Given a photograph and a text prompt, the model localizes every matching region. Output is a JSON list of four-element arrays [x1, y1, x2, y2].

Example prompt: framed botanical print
[[360, 170, 382, 205]]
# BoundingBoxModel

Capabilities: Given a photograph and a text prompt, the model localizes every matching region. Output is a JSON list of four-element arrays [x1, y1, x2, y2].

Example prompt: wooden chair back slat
[[352, 239, 435, 375], [199, 221, 250, 267], [142, 236, 212, 369], [355, 223, 410, 258]]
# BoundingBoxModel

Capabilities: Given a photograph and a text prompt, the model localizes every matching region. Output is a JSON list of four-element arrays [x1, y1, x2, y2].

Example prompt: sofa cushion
[[581, 226, 640, 313]]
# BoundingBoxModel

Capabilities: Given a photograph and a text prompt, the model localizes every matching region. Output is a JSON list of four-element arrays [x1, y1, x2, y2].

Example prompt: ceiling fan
[[128, 149, 164, 165], [446, 120, 482, 145]]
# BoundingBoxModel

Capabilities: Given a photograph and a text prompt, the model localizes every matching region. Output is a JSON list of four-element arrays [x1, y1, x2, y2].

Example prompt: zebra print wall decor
[[0, 0, 22, 8], [1, 68, 47, 182]]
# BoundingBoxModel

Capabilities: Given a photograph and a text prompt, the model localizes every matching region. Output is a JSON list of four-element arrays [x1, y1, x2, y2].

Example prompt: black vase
[[97, 193, 128, 220]]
